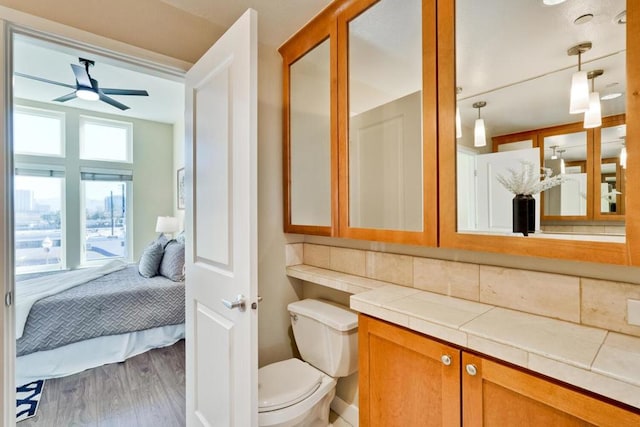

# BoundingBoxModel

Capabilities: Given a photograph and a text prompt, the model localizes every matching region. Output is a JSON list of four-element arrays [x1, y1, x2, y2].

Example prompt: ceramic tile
[[350, 298, 410, 327], [592, 332, 640, 387], [304, 244, 331, 269], [285, 243, 303, 266], [581, 278, 640, 337], [408, 317, 468, 347], [365, 251, 413, 286], [350, 285, 421, 307], [573, 225, 605, 234], [461, 307, 606, 369], [330, 247, 366, 276], [385, 291, 492, 329], [528, 353, 640, 410], [413, 258, 480, 301], [479, 266, 580, 322], [337, 275, 388, 291], [604, 225, 625, 235], [466, 335, 529, 368]]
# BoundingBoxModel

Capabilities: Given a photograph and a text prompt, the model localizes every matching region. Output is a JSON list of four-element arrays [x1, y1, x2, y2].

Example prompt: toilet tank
[[288, 299, 358, 378]]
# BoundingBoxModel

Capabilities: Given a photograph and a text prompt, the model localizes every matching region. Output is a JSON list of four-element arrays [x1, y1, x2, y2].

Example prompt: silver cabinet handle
[[466, 364, 478, 376], [441, 355, 452, 366], [222, 294, 246, 311]]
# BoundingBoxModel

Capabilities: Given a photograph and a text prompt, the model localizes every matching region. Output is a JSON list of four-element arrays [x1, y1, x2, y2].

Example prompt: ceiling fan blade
[[101, 88, 149, 96], [14, 72, 76, 89], [99, 93, 130, 111], [53, 92, 78, 102], [71, 64, 92, 87]]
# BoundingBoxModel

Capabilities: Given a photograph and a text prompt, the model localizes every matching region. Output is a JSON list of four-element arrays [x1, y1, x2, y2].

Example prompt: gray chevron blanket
[[16, 266, 185, 356]]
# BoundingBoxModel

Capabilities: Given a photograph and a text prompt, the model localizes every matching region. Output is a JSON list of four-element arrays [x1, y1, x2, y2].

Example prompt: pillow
[[156, 233, 170, 248], [175, 231, 185, 245], [159, 240, 185, 281], [138, 241, 164, 278]]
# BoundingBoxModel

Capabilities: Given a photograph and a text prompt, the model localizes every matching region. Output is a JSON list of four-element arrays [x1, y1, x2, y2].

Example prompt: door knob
[[222, 294, 246, 311]]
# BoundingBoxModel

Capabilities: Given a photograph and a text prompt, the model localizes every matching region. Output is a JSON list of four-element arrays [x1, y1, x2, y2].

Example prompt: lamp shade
[[583, 91, 601, 128], [456, 106, 462, 139], [474, 118, 486, 147], [155, 216, 179, 234], [569, 71, 590, 114], [620, 146, 627, 169]]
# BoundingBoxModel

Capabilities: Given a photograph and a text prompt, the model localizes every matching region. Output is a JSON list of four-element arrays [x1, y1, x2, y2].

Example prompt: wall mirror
[[339, 0, 437, 244], [454, 0, 626, 241], [281, 12, 337, 236]]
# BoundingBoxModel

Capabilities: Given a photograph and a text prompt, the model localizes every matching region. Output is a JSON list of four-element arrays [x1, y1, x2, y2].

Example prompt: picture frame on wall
[[177, 168, 185, 210]]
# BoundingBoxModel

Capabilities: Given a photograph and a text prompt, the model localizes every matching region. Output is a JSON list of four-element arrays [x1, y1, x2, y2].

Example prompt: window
[[14, 169, 65, 273], [14, 107, 65, 157], [80, 116, 133, 163], [81, 170, 132, 264]]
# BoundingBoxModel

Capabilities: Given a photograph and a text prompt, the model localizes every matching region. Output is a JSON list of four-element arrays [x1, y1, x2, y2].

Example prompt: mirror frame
[[594, 115, 627, 221], [280, 5, 339, 236], [337, 0, 438, 245], [438, 0, 638, 265]]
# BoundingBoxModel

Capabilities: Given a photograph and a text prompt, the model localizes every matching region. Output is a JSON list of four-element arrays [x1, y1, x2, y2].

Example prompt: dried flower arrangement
[[496, 160, 567, 196]]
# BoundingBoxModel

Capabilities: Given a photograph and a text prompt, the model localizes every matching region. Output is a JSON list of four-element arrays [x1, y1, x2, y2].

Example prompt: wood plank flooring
[[20, 340, 185, 427]]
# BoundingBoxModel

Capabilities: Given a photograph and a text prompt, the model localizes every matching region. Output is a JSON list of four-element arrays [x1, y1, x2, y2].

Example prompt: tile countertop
[[286, 265, 640, 410]]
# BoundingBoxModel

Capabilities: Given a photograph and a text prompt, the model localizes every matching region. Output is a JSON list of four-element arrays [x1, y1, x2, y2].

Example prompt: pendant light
[[620, 137, 627, 169], [550, 145, 558, 160], [456, 87, 462, 139], [472, 101, 487, 147], [568, 42, 592, 114], [584, 69, 603, 129]]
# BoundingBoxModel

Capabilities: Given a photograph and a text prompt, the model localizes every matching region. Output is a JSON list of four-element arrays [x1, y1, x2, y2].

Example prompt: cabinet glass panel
[[542, 131, 588, 217], [348, 0, 423, 231], [600, 124, 626, 216], [290, 39, 331, 226]]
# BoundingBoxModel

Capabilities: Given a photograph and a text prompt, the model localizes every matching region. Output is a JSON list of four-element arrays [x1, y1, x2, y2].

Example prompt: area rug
[[16, 380, 45, 422]]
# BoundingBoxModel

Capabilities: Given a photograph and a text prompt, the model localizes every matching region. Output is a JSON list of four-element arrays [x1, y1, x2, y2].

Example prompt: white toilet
[[258, 299, 358, 427]]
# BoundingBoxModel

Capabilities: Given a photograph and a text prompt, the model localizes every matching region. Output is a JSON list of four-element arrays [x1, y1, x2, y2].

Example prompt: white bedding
[[15, 259, 127, 338], [15, 323, 185, 386]]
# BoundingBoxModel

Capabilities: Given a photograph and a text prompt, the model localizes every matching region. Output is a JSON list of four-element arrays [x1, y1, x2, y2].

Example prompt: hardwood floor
[[20, 340, 185, 427]]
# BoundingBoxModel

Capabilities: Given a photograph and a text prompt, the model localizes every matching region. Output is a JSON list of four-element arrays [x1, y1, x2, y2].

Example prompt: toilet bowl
[[258, 299, 358, 427]]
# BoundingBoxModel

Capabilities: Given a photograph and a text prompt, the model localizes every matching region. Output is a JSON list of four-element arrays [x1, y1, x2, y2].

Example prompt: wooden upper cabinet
[[280, 0, 438, 245], [280, 5, 338, 236], [438, 0, 639, 265]]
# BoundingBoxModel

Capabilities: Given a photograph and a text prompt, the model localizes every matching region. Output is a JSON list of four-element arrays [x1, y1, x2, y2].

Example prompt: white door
[[184, 9, 258, 427]]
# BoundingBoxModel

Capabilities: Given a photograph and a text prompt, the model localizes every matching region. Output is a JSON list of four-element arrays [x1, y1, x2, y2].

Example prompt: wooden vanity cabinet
[[359, 314, 640, 426]]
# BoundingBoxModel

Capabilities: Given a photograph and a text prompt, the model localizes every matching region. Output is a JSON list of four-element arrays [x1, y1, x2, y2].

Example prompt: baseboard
[[331, 395, 359, 427]]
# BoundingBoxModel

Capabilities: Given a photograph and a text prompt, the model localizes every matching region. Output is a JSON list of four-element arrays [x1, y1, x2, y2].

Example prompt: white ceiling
[[13, 34, 185, 124]]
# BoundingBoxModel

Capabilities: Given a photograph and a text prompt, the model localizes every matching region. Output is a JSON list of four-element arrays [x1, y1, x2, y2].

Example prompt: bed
[[15, 237, 185, 386]]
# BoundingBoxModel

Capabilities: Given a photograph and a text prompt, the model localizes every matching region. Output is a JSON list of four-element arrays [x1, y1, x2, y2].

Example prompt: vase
[[512, 194, 535, 236]]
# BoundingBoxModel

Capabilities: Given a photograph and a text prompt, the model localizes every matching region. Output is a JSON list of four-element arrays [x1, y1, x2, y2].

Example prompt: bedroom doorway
[[8, 27, 188, 425]]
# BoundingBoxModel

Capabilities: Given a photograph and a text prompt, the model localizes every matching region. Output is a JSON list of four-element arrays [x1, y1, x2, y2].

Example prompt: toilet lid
[[258, 359, 323, 412]]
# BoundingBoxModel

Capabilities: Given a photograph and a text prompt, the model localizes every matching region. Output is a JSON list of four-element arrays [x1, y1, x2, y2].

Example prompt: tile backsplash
[[293, 243, 640, 339]]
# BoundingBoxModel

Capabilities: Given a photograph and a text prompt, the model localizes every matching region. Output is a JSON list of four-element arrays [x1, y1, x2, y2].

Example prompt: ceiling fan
[[14, 58, 149, 111]]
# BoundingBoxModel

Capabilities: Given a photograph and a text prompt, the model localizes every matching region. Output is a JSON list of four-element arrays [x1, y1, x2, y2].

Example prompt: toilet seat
[[258, 359, 323, 413]]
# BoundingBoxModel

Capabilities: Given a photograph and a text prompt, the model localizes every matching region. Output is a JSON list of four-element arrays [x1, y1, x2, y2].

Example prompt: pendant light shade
[[583, 91, 601, 128], [456, 87, 462, 139], [583, 69, 604, 129], [570, 71, 590, 114], [568, 42, 592, 114], [474, 118, 486, 147], [472, 101, 487, 147], [620, 139, 627, 169]]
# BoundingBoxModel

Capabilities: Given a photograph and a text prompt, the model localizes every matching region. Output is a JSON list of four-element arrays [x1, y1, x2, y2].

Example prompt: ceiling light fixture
[[76, 87, 99, 101], [550, 145, 559, 160], [456, 87, 462, 139], [568, 42, 592, 114], [543, 0, 567, 5], [584, 69, 603, 129], [601, 92, 622, 101], [620, 137, 627, 169], [472, 101, 487, 147]]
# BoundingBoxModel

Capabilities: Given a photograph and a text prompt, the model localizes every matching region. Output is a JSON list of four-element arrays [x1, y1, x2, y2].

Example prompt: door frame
[[0, 10, 192, 425]]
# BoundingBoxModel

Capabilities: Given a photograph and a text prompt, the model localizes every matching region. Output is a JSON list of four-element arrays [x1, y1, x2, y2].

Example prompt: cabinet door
[[359, 315, 461, 427], [462, 353, 640, 426]]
